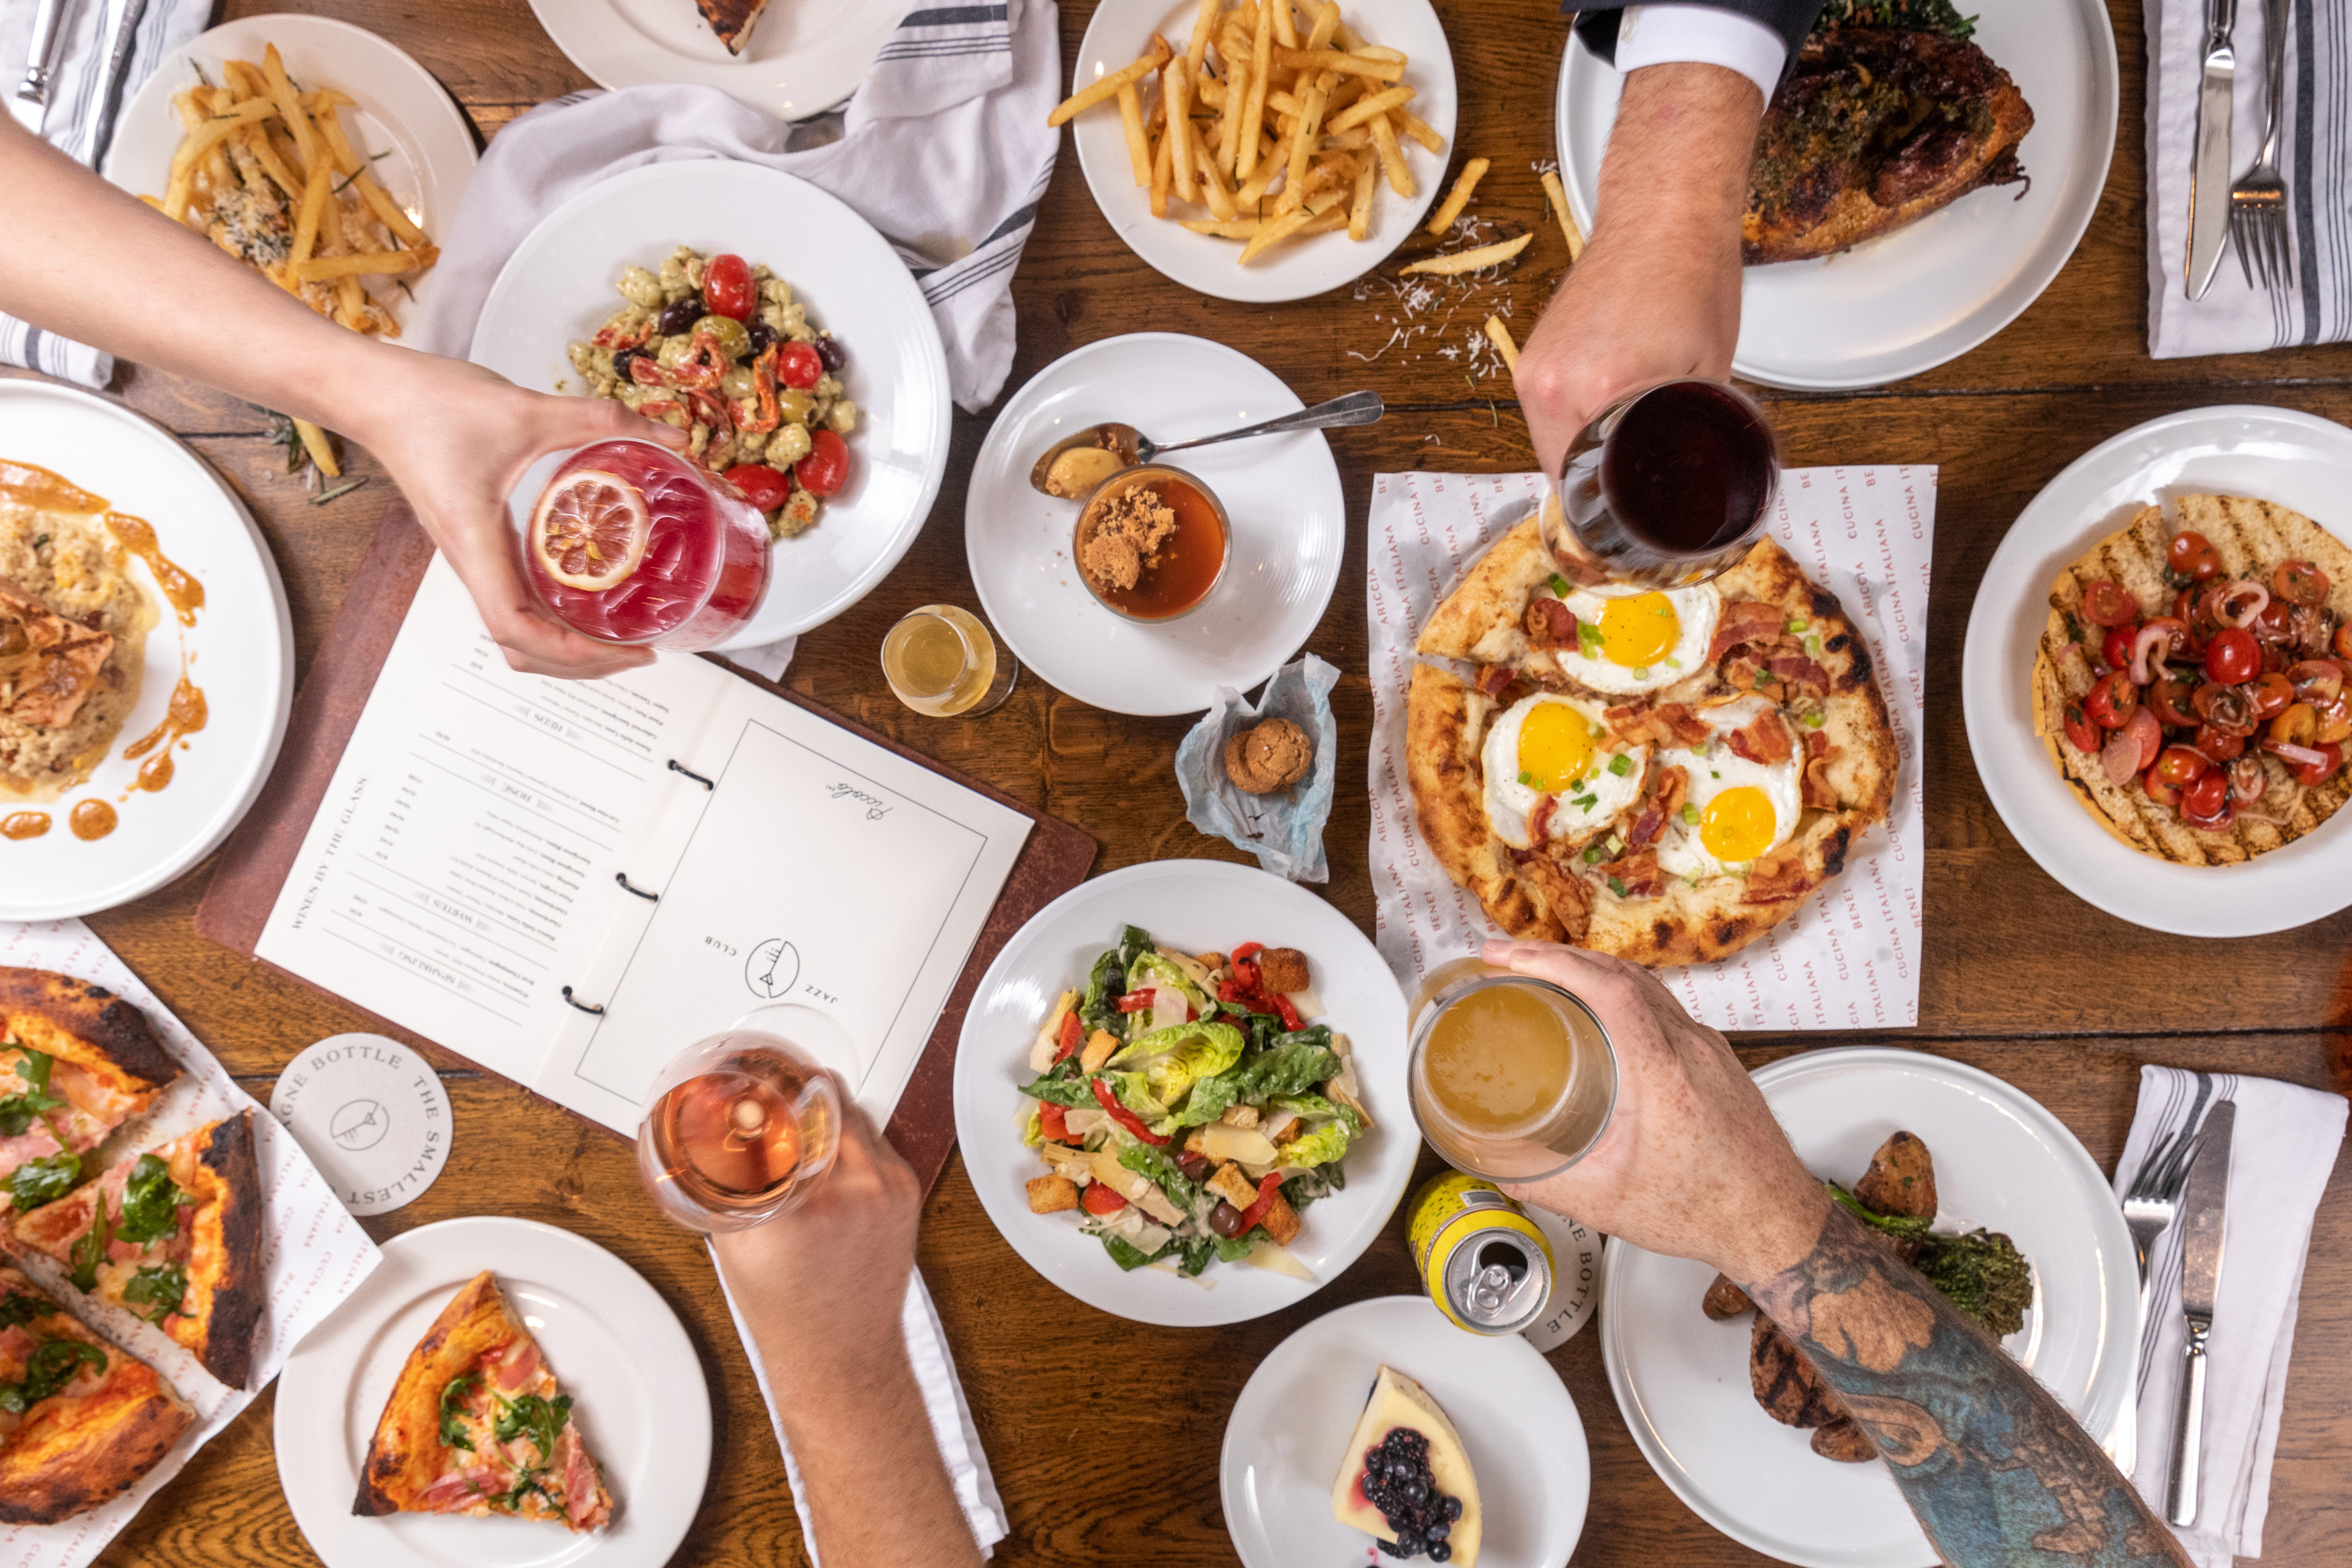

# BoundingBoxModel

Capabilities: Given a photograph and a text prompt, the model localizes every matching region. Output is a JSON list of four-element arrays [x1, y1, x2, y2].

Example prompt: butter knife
[[2185, 0, 2240, 299], [2165, 1100, 2235, 1527], [7, 0, 70, 136]]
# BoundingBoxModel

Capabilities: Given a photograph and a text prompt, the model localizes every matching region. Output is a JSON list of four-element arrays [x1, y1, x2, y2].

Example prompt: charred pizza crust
[[2031, 496, 2352, 865], [1406, 525, 1897, 964], [695, 0, 772, 54], [0, 968, 180, 1108], [0, 1266, 192, 1524]]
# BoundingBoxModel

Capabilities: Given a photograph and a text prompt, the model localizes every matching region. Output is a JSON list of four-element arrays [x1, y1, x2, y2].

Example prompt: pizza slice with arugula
[[353, 1270, 612, 1531], [11, 1111, 266, 1390], [0, 1265, 193, 1524], [0, 968, 180, 1213]]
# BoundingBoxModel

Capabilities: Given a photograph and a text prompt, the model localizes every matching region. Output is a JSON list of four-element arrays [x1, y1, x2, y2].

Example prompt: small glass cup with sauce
[[881, 605, 1017, 717], [1073, 466, 1230, 622]]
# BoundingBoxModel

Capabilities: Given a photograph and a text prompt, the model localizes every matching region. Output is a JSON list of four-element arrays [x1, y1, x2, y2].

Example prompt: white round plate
[[470, 160, 951, 646], [966, 333, 1343, 715], [274, 1216, 711, 1568], [1963, 405, 2352, 936], [102, 13, 477, 341], [0, 380, 292, 920], [1554, 4, 2117, 389], [1072, 0, 1457, 302], [953, 859, 1413, 1326], [1222, 1296, 1589, 1568], [527, 0, 896, 120], [1601, 1047, 2136, 1568]]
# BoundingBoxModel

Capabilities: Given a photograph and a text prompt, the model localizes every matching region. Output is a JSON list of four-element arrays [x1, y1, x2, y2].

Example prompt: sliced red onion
[[2263, 738, 2330, 769], [2236, 810, 2294, 827], [2131, 625, 2172, 685], [2216, 581, 2269, 627], [2228, 758, 2268, 805], [2102, 728, 2142, 787]]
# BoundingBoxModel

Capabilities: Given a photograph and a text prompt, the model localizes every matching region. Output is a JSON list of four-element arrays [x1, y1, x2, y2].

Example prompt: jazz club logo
[[745, 938, 801, 1001]]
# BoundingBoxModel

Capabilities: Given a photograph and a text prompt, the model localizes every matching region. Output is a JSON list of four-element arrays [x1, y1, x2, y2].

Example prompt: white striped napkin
[[2117, 1066, 2347, 1568], [0, 0, 208, 387], [2146, 0, 2352, 355]]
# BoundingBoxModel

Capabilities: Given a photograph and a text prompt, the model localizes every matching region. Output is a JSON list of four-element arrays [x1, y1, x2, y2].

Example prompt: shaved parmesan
[[1243, 1241, 1313, 1280]]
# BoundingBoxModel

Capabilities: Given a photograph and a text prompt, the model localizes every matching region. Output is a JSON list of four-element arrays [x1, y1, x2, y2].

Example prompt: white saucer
[[1070, 0, 1458, 303], [1221, 1295, 1589, 1568], [1600, 1048, 2136, 1568], [1962, 405, 2352, 936], [965, 333, 1345, 715], [1554, 3, 2118, 389], [274, 1216, 710, 1568]]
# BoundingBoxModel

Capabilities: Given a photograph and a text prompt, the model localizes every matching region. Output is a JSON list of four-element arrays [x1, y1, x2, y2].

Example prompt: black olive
[[815, 335, 847, 372], [746, 318, 777, 355], [657, 293, 704, 337], [1207, 1201, 1245, 1239], [610, 348, 642, 383]]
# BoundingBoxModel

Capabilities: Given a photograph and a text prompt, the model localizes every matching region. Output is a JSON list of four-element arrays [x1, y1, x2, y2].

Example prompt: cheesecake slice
[[1330, 1366, 1482, 1565]]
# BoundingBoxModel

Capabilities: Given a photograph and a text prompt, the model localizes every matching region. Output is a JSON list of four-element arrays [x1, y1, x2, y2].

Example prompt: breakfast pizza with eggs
[[1405, 516, 1896, 964]]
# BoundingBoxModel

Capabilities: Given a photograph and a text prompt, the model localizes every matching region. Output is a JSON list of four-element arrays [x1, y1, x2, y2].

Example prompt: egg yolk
[[1597, 593, 1681, 668], [1700, 785, 1779, 864], [1516, 703, 1595, 791]]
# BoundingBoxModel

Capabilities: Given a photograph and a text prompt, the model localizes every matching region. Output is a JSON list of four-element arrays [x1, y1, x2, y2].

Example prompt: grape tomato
[[2273, 560, 2330, 607], [2087, 670, 2139, 728], [704, 253, 755, 320], [2101, 623, 2140, 672], [2168, 530, 2222, 580], [2203, 627, 2260, 685], [796, 429, 849, 496], [721, 463, 790, 513], [2083, 580, 2139, 626], [778, 341, 825, 390], [2151, 745, 2208, 788], [2062, 703, 2099, 753]]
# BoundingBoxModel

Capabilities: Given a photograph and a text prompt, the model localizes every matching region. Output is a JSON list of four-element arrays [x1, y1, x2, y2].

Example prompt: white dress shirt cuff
[[1611, 5, 1788, 105]]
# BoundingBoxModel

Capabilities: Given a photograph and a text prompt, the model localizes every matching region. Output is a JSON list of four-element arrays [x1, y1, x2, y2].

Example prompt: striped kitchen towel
[[0, 0, 207, 387], [2147, 0, 2352, 355], [410, 0, 1058, 415]]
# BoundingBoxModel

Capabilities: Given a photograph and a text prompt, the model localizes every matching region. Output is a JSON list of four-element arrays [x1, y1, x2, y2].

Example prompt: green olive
[[777, 389, 818, 424], [694, 314, 752, 361]]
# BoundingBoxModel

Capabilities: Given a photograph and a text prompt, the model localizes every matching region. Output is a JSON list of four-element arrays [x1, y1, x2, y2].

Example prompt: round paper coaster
[[1523, 1207, 1602, 1352], [269, 1033, 454, 1217]]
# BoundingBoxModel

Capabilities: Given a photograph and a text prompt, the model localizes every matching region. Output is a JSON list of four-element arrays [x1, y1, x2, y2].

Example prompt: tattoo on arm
[[1745, 1206, 2191, 1568]]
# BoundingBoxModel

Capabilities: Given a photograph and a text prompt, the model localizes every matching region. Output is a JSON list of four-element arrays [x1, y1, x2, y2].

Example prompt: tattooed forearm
[[1744, 1206, 2190, 1568]]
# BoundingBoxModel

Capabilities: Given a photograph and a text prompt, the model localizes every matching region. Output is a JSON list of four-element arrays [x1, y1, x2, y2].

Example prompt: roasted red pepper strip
[[737, 344, 782, 434], [1232, 1172, 1287, 1235], [1051, 1012, 1083, 1063], [627, 355, 669, 388], [1116, 990, 1156, 1013], [1271, 992, 1302, 1032], [1038, 1102, 1073, 1143], [1090, 1077, 1169, 1145], [1231, 942, 1266, 964], [592, 320, 650, 350]]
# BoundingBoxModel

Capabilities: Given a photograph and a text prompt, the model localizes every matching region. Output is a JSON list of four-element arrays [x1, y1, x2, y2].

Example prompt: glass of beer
[[637, 1027, 841, 1233], [882, 604, 1018, 717], [1539, 378, 1779, 589], [1406, 957, 1618, 1184]]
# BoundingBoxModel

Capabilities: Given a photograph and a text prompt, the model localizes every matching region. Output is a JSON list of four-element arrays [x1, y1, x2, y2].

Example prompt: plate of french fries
[[103, 15, 473, 349], [1056, 0, 1456, 302]]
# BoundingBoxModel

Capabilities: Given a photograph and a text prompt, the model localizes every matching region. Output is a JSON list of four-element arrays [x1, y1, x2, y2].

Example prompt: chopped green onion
[[1681, 803, 1701, 825], [1607, 754, 1633, 777], [1582, 843, 1608, 864], [1664, 657, 1682, 670], [1573, 794, 1598, 812], [1519, 771, 1536, 787], [1548, 574, 1570, 597], [1805, 636, 1823, 657], [1711, 770, 1721, 779], [1631, 666, 1650, 680], [1607, 877, 1628, 898], [1800, 711, 1824, 728], [1785, 618, 1809, 634]]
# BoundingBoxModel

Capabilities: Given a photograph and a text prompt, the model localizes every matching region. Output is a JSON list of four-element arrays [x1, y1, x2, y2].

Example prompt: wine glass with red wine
[[1538, 378, 1780, 589], [637, 1027, 842, 1233]]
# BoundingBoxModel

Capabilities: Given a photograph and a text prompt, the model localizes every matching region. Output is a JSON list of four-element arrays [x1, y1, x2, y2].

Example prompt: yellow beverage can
[[1406, 1170, 1556, 1335]]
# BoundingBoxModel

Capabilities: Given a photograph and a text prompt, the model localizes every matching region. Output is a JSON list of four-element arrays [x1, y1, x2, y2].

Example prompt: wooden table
[[42, 1, 2350, 1563]]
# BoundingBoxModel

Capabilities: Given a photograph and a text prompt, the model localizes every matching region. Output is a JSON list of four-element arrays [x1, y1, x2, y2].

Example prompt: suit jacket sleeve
[[1565, 2, 1824, 77]]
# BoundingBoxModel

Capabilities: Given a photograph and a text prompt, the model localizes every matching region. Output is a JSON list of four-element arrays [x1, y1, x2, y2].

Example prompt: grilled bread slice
[[694, 0, 771, 55], [1744, 28, 2033, 265], [2032, 496, 2352, 866]]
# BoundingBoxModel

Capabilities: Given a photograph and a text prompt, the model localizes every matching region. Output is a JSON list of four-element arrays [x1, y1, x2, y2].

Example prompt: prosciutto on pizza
[[0, 969, 179, 1213], [0, 1266, 192, 1524]]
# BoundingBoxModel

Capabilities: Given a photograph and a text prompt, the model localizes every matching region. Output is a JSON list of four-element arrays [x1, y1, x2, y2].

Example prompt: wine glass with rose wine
[[637, 1026, 842, 1232]]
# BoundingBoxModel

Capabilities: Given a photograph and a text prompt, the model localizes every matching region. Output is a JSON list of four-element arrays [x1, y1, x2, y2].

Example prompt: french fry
[[335, 274, 366, 330], [1186, 0, 1220, 73], [1193, 118, 1238, 219], [1271, 0, 1299, 49], [1425, 156, 1488, 234], [1320, 126, 1372, 150], [1398, 108, 1445, 153], [1183, 218, 1273, 236], [1240, 0, 1274, 182], [165, 98, 276, 181], [1150, 112, 1175, 217], [1118, 83, 1152, 185], [1236, 126, 1296, 206], [1352, 44, 1405, 62], [1238, 205, 1319, 263], [1348, 147, 1377, 240], [1165, 56, 1196, 200], [1283, 70, 1333, 210], [239, 125, 302, 200], [261, 44, 319, 172], [1217, 58, 1248, 177], [1369, 110, 1413, 198], [312, 101, 366, 178], [1303, 1, 1341, 54], [290, 248, 436, 281], [1275, 47, 1402, 83], [289, 152, 331, 267], [1483, 315, 1521, 374], [352, 168, 431, 250], [292, 419, 340, 479], [1541, 170, 1586, 261], [1400, 232, 1531, 275], [222, 59, 268, 100], [1046, 36, 1172, 128]]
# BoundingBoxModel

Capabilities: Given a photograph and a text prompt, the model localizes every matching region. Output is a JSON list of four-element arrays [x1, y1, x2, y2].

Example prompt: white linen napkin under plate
[[0, 0, 208, 388], [0, 917, 382, 1568], [712, 1255, 1008, 1564], [1366, 468, 1933, 1031], [2120, 1066, 2347, 1568], [2145, 0, 2352, 357]]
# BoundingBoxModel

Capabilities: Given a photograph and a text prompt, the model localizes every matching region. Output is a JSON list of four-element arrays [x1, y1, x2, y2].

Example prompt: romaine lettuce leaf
[[1109, 1020, 1246, 1106], [1017, 1069, 1096, 1108], [1277, 1121, 1352, 1170], [1100, 1235, 1153, 1270], [1226, 1039, 1341, 1102], [1020, 1105, 1043, 1147], [1176, 1235, 1218, 1277], [1268, 1093, 1364, 1134], [1215, 1234, 1256, 1263], [1080, 947, 1128, 1034], [1118, 1141, 1198, 1211], [1110, 1073, 1172, 1124], [1126, 950, 1208, 1012]]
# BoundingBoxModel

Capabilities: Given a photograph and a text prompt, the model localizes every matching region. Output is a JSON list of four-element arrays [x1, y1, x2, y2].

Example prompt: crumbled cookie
[[1224, 716, 1312, 794]]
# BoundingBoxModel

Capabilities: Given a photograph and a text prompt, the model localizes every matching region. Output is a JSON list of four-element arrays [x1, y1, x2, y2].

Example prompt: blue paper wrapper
[[1174, 654, 1340, 883]]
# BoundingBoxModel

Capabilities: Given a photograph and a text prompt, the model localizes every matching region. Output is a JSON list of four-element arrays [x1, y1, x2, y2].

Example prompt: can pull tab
[[1470, 1261, 1513, 1313]]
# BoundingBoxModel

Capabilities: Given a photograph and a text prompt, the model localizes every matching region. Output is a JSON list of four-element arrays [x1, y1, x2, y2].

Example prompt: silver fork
[[2228, 0, 2294, 290], [2123, 1120, 2205, 1298]]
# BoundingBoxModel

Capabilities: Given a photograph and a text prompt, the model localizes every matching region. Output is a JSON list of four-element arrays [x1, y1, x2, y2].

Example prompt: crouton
[[1273, 1117, 1304, 1144], [1219, 1103, 1260, 1130], [1195, 951, 1227, 973], [1257, 1190, 1302, 1246], [1027, 1175, 1080, 1214], [1184, 1127, 1210, 1156], [1257, 947, 1309, 993], [1080, 1028, 1120, 1072], [1206, 1162, 1259, 1209]]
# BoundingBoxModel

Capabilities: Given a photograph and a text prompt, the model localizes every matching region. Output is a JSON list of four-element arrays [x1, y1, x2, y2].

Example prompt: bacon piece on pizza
[[0, 1265, 193, 1523], [695, 0, 772, 55], [12, 1112, 266, 1390], [353, 1271, 612, 1531], [0, 969, 180, 1212]]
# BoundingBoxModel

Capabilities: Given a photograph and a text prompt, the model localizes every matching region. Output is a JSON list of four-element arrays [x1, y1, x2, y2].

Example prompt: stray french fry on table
[[1400, 232, 1531, 275], [1482, 315, 1521, 374], [1425, 156, 1488, 234], [1541, 170, 1587, 262]]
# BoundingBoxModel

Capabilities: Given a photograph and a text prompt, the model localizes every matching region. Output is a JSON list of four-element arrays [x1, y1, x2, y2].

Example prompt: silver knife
[[7, 0, 71, 137], [2165, 1100, 2236, 1527], [2185, 0, 2240, 299]]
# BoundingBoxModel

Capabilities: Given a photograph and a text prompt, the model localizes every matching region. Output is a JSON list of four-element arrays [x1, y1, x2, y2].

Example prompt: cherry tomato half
[[2101, 623, 2142, 673], [703, 253, 755, 320], [2274, 559, 2332, 607], [2142, 769, 2182, 809], [2193, 681, 2257, 736], [2151, 745, 2209, 789], [2082, 580, 2139, 627], [778, 341, 825, 391], [2062, 703, 2100, 754], [2249, 670, 2295, 720], [2271, 702, 2318, 748], [2181, 769, 2232, 826], [2293, 740, 2345, 787], [2148, 671, 2201, 730], [2167, 529, 2223, 582], [2204, 626, 2261, 685], [2287, 659, 2347, 705], [1080, 1182, 1128, 1216], [2193, 724, 2246, 761], [2087, 670, 2140, 728], [2254, 597, 2296, 643], [721, 462, 791, 513], [2337, 622, 2352, 661], [795, 428, 849, 496], [2320, 693, 2352, 746]]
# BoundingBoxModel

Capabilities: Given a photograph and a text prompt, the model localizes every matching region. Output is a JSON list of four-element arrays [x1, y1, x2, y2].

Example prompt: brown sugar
[[1079, 484, 1180, 595]]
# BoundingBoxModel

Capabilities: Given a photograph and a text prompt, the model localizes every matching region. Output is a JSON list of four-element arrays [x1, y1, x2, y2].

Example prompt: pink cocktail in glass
[[523, 439, 770, 652]]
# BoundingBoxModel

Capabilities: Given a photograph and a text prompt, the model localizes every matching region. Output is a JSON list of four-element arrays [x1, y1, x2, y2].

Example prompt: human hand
[[347, 352, 691, 679], [1482, 939, 1826, 1285]]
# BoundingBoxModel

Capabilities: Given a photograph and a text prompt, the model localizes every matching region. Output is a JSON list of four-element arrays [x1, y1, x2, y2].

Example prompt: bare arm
[[1490, 941, 2191, 1568], [0, 113, 669, 678], [1516, 61, 1761, 480]]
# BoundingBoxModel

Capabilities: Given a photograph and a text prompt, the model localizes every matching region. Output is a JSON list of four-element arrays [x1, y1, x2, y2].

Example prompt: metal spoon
[[1028, 388, 1384, 496]]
